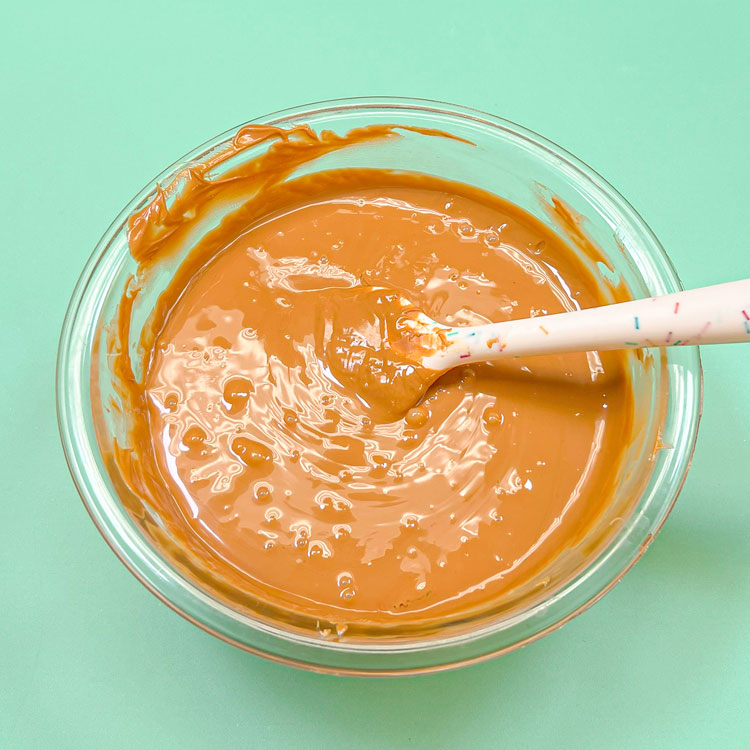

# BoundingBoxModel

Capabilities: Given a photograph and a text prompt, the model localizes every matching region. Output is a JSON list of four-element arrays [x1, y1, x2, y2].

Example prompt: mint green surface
[[2, 1, 749, 747]]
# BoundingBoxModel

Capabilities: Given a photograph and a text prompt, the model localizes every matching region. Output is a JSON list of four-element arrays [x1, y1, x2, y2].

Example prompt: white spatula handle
[[425, 279, 750, 368]]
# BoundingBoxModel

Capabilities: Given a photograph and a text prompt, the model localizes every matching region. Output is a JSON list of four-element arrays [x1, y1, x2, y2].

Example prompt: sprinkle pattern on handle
[[420, 279, 750, 370]]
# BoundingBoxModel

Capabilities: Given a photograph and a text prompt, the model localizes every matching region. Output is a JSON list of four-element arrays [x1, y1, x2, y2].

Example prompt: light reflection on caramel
[[105, 124, 638, 632]]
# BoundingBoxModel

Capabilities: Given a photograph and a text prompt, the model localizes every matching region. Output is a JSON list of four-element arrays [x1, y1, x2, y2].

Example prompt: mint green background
[[2, 1, 749, 747]]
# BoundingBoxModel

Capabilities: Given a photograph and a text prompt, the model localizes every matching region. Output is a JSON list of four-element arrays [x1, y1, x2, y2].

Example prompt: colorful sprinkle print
[[422, 280, 748, 369]]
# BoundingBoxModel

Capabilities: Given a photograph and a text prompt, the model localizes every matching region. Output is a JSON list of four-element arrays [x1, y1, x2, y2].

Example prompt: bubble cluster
[[337, 572, 357, 601]]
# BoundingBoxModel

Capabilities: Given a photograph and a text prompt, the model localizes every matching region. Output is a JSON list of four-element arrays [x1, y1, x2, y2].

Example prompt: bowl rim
[[57, 95, 702, 675]]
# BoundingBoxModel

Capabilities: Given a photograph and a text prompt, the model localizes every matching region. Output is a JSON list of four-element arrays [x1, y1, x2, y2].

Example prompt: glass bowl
[[57, 97, 701, 675]]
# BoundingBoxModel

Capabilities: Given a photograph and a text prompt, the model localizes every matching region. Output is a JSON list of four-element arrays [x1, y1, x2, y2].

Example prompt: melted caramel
[[103, 124, 636, 633]]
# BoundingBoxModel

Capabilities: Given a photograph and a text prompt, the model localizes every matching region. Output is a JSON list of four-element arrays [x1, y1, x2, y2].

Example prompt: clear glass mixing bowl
[[57, 97, 701, 675]]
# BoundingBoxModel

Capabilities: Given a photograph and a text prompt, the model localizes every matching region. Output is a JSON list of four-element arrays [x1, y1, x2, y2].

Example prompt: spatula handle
[[427, 279, 750, 368]]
